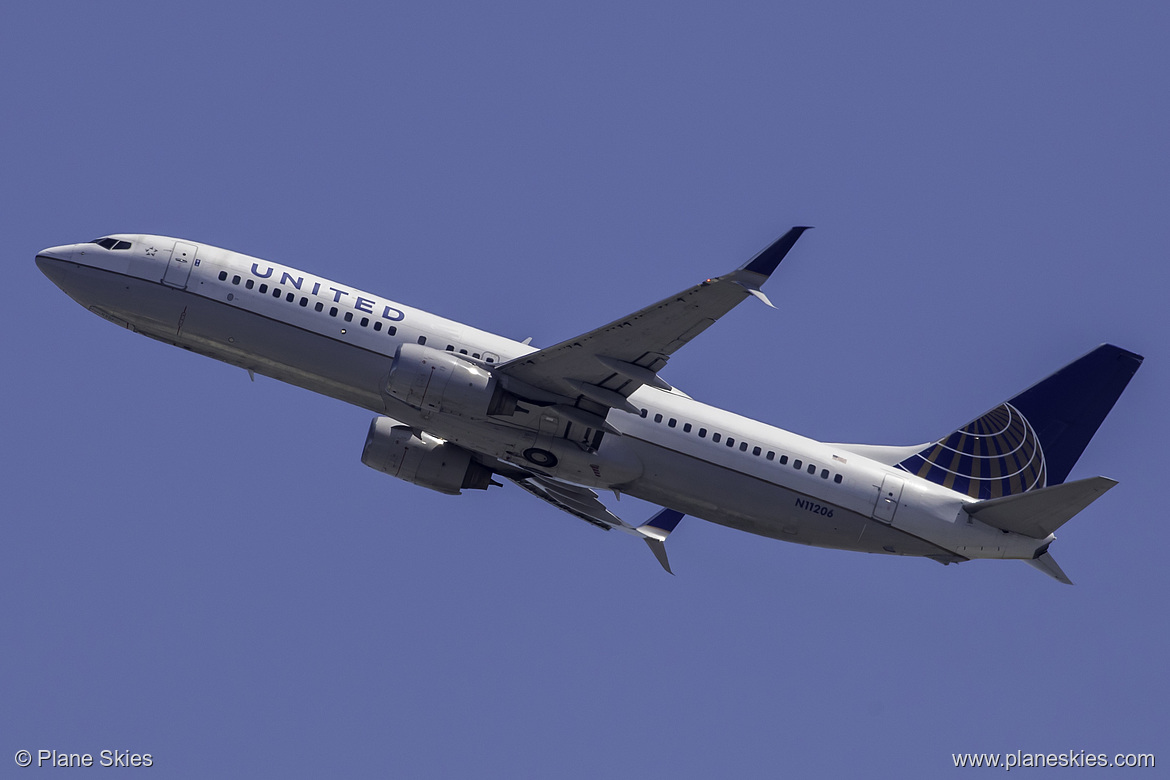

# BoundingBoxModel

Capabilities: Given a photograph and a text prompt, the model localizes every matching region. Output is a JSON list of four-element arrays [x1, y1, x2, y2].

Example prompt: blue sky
[[3, 2, 1167, 777]]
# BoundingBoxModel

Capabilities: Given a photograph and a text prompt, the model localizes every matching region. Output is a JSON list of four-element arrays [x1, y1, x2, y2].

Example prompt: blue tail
[[897, 345, 1142, 499]]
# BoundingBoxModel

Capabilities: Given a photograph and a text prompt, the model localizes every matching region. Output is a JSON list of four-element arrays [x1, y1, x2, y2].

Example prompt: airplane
[[35, 228, 1142, 583]]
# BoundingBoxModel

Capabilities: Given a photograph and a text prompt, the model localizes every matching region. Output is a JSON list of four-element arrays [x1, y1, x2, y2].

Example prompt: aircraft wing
[[507, 473, 628, 531], [497, 227, 810, 410], [506, 472, 686, 573]]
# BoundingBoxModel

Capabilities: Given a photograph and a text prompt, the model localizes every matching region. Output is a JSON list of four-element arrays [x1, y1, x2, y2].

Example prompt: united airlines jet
[[36, 229, 1142, 583]]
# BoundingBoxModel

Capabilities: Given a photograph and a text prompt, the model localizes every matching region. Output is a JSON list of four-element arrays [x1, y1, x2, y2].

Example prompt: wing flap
[[508, 474, 625, 531]]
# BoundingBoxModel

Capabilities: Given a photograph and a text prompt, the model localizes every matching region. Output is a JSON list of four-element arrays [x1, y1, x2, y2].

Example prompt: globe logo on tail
[[897, 403, 1046, 499]]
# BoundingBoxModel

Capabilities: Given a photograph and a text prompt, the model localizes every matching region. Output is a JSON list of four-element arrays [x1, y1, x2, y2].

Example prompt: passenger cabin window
[[232, 275, 241, 285], [780, 455, 789, 465], [794, 459, 802, 469], [654, 414, 663, 423], [698, 428, 707, 438], [246, 279, 255, 289], [418, 336, 426, 345], [766, 451, 775, 460], [834, 474, 843, 484], [683, 423, 692, 433], [712, 433, 721, 443], [668, 418, 677, 428], [218, 271, 228, 281], [344, 312, 353, 322]]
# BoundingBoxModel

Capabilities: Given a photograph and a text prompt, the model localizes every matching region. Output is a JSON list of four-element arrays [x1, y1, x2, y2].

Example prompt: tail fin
[[897, 345, 1142, 499]]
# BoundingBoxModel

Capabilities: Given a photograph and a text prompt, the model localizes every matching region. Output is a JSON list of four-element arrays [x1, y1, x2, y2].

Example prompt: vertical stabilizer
[[1006, 345, 1142, 486], [897, 345, 1141, 499]]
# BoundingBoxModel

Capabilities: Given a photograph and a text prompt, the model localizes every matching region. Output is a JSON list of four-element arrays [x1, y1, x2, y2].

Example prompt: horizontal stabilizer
[[965, 476, 1117, 539], [1025, 552, 1074, 585]]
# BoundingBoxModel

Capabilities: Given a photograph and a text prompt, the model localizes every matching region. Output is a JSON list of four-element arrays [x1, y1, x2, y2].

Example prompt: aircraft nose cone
[[36, 245, 77, 289], [37, 244, 74, 262]]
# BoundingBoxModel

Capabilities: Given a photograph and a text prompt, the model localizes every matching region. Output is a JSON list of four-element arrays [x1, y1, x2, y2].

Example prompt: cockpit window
[[90, 238, 132, 250]]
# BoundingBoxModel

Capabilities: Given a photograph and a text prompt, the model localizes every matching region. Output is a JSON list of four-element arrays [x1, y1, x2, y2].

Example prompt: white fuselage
[[36, 235, 1051, 564]]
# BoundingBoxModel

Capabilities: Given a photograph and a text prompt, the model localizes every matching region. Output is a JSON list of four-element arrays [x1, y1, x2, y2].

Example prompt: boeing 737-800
[[36, 229, 1141, 583]]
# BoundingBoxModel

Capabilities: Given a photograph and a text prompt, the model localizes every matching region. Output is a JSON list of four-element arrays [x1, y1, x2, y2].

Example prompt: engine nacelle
[[361, 417, 495, 495], [383, 343, 516, 418]]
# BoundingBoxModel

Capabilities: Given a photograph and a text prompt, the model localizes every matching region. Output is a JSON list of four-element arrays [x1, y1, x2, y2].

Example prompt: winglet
[[744, 287, 776, 308], [637, 508, 684, 574], [739, 226, 812, 277]]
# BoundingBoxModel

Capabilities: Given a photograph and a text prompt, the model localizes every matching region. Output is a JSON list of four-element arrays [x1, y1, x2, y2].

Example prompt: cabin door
[[872, 474, 904, 524], [163, 241, 198, 288]]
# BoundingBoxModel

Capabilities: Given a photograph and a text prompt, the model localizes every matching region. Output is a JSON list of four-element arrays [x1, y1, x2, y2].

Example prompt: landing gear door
[[163, 241, 198, 288], [872, 474, 904, 524]]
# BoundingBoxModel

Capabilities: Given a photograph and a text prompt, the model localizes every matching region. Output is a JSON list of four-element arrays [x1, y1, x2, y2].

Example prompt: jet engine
[[361, 416, 496, 495], [383, 343, 517, 419]]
